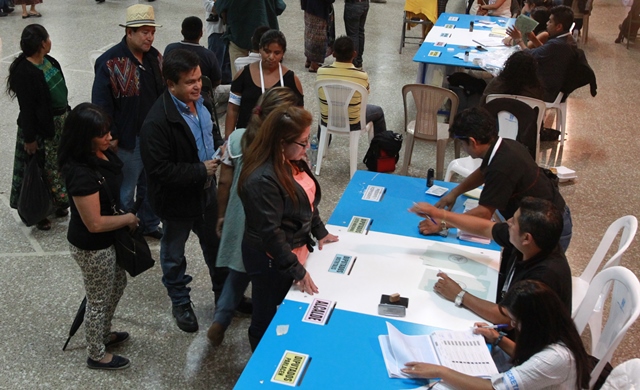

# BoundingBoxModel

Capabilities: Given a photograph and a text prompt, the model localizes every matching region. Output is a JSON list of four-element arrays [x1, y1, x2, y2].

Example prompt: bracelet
[[454, 290, 466, 307], [492, 331, 506, 348]]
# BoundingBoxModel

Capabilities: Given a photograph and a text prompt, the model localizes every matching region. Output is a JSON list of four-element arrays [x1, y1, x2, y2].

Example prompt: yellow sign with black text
[[271, 350, 310, 387]]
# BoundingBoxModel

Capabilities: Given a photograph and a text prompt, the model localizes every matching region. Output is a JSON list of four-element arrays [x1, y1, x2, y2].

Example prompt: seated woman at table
[[238, 106, 339, 351], [480, 51, 544, 106], [402, 280, 591, 390], [475, 0, 512, 17]]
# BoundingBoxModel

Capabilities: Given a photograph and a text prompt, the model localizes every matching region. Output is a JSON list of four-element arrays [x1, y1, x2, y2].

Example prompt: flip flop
[[28, 11, 41, 17], [22, 14, 31, 18]]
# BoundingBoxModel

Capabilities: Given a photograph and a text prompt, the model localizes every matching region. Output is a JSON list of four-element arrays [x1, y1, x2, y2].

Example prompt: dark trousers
[[159, 186, 228, 306], [344, 1, 369, 68], [243, 243, 294, 350]]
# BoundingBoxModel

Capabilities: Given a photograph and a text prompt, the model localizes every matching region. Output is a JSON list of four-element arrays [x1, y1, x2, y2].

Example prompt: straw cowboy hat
[[119, 4, 162, 28]]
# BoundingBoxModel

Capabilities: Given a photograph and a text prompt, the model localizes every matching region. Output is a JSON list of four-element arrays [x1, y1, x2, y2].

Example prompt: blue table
[[328, 170, 501, 251], [413, 13, 513, 84]]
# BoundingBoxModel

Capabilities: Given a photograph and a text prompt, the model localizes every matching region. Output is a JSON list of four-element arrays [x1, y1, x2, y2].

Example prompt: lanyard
[[259, 60, 284, 93], [487, 137, 503, 166]]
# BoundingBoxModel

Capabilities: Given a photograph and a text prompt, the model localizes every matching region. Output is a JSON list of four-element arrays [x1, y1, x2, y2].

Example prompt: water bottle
[[308, 134, 319, 169]]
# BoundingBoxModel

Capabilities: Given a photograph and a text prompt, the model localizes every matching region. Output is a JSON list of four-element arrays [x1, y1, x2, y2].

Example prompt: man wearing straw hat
[[91, 4, 164, 241]]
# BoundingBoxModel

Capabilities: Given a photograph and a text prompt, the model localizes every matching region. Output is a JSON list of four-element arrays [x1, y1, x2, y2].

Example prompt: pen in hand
[[474, 324, 509, 330]]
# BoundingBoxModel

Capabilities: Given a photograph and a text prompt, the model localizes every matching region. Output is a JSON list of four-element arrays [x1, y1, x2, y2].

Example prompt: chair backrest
[[600, 358, 640, 389], [573, 266, 640, 389], [578, 216, 638, 285], [315, 79, 369, 134], [486, 94, 546, 162], [402, 84, 458, 141]]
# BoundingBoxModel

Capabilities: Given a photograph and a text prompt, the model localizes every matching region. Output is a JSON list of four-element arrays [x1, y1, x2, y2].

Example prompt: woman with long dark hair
[[207, 87, 299, 346], [403, 280, 591, 390], [7, 24, 69, 230], [480, 51, 545, 106], [58, 103, 138, 370], [238, 106, 338, 351]]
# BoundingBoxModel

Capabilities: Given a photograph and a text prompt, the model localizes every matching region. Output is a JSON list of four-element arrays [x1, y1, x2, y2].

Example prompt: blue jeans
[[208, 32, 232, 85], [213, 269, 251, 328], [559, 205, 572, 253], [344, 1, 369, 68], [160, 186, 228, 306], [116, 137, 160, 234]]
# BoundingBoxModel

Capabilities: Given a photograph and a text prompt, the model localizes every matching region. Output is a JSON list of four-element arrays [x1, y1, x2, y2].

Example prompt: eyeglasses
[[292, 136, 310, 148]]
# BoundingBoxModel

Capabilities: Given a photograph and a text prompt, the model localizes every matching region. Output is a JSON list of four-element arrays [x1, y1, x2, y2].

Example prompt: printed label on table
[[347, 216, 372, 234], [444, 24, 455, 29], [448, 16, 459, 21], [302, 298, 335, 325], [362, 185, 386, 201], [328, 254, 356, 274], [428, 50, 441, 57], [440, 32, 451, 38], [434, 41, 446, 47], [425, 185, 448, 197], [271, 350, 310, 387]]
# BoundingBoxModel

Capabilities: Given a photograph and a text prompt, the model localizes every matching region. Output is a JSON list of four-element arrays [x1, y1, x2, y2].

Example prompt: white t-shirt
[[487, 0, 512, 17], [491, 343, 578, 390]]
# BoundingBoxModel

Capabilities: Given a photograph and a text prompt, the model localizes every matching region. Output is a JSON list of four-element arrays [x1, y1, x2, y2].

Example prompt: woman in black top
[[225, 29, 304, 136], [7, 24, 70, 230], [58, 103, 138, 371]]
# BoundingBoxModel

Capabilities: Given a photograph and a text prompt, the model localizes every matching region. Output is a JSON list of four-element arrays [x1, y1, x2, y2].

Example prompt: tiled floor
[[0, 0, 639, 388]]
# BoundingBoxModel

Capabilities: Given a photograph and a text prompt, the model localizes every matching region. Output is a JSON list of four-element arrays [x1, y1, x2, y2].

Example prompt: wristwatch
[[454, 290, 466, 307]]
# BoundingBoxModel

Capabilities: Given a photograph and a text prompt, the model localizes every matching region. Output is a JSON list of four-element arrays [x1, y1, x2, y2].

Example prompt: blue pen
[[475, 324, 509, 330]]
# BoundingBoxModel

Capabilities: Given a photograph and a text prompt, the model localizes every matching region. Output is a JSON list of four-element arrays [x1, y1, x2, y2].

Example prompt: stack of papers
[[379, 322, 498, 379], [554, 166, 577, 182], [458, 199, 491, 245]]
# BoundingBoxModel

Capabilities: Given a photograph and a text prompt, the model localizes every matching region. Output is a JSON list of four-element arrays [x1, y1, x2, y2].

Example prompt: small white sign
[[302, 298, 335, 326], [348, 216, 372, 234], [425, 185, 449, 197], [362, 185, 386, 202]]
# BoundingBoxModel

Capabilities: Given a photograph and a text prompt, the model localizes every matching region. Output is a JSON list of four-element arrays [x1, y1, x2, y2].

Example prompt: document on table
[[420, 242, 495, 272], [379, 322, 498, 379]]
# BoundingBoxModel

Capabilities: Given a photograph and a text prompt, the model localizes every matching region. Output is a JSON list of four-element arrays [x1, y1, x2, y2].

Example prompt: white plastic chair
[[571, 215, 637, 317], [600, 358, 640, 390], [401, 84, 459, 180], [573, 266, 640, 390], [545, 92, 568, 146], [314, 80, 373, 178], [444, 156, 482, 182], [486, 94, 546, 163]]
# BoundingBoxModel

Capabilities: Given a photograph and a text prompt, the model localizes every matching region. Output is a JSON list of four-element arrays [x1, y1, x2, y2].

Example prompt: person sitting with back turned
[[419, 107, 572, 252], [316, 35, 387, 136], [506, 5, 576, 102], [403, 280, 591, 390], [410, 197, 572, 326], [233, 26, 269, 74]]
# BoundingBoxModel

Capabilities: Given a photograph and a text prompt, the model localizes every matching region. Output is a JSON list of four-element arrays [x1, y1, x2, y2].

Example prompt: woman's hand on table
[[24, 141, 38, 155], [318, 233, 339, 250], [402, 362, 443, 379], [296, 272, 319, 295], [434, 271, 463, 302]]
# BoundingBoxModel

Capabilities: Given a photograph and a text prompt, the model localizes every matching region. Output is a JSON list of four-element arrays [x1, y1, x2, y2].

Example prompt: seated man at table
[[410, 197, 572, 325], [506, 5, 576, 102], [420, 107, 572, 252], [316, 35, 387, 136]]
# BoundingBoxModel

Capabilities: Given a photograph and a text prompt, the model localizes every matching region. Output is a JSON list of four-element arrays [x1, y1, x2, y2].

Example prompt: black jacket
[[9, 54, 67, 143], [140, 90, 222, 220], [240, 160, 329, 281]]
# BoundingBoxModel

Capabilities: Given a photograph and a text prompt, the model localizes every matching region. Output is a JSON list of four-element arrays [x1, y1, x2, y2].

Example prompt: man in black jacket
[[140, 49, 227, 333]]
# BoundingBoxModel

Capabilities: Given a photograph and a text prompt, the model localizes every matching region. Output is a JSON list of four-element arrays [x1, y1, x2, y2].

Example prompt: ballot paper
[[379, 322, 498, 379]]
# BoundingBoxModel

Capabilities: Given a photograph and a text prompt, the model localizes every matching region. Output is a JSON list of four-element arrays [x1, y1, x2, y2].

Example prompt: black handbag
[[97, 173, 155, 277], [18, 152, 53, 226]]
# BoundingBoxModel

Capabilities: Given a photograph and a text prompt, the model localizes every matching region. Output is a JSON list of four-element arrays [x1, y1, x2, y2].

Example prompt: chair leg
[[558, 106, 566, 146], [315, 127, 329, 176], [349, 130, 361, 178], [400, 16, 406, 54], [400, 133, 415, 175], [436, 139, 447, 180]]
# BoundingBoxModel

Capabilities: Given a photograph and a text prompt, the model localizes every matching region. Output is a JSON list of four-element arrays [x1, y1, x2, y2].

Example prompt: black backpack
[[363, 131, 403, 172]]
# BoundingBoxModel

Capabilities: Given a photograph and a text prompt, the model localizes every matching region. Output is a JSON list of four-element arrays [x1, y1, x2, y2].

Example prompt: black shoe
[[87, 355, 130, 370], [2, 7, 14, 13], [105, 331, 129, 348], [144, 227, 163, 240], [0, 11, 7, 16], [172, 302, 198, 332], [235, 296, 253, 315]]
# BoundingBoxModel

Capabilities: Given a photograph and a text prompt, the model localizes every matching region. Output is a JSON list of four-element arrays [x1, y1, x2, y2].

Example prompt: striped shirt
[[316, 61, 370, 126]]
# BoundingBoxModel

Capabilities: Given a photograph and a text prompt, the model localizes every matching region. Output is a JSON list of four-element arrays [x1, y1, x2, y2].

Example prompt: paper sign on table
[[362, 185, 386, 202], [426, 185, 448, 197], [302, 298, 335, 325], [328, 254, 356, 274], [348, 216, 372, 234], [271, 350, 310, 386]]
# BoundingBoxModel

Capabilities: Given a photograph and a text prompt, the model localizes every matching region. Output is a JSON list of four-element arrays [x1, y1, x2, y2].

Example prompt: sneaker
[[207, 322, 225, 346], [144, 227, 163, 240], [87, 355, 130, 370], [172, 302, 198, 332], [105, 331, 129, 348]]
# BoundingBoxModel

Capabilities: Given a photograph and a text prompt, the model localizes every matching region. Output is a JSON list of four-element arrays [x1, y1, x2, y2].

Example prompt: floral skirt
[[304, 12, 329, 64], [10, 112, 69, 210]]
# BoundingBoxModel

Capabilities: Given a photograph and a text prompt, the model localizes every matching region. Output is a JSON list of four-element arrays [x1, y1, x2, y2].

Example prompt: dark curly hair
[[496, 51, 544, 98]]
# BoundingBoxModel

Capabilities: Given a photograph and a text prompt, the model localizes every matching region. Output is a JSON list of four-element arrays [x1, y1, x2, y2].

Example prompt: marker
[[474, 324, 509, 330], [347, 257, 357, 275]]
